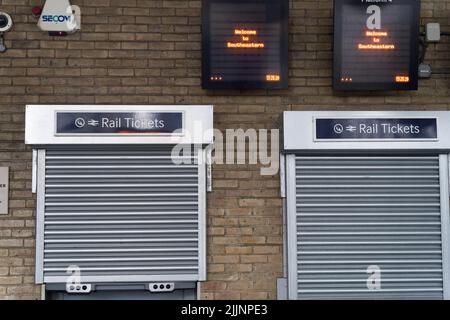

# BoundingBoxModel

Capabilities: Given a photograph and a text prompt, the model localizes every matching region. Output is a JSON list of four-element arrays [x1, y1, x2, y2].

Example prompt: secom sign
[[41, 15, 73, 23]]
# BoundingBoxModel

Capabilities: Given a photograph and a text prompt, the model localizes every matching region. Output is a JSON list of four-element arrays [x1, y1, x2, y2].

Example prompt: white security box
[[0, 167, 9, 215], [37, 0, 81, 33], [25, 105, 213, 298], [426, 23, 441, 42], [282, 111, 450, 300]]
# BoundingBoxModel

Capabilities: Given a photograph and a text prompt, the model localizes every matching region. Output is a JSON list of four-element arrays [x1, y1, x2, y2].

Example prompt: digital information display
[[333, 0, 420, 91], [202, 0, 288, 89]]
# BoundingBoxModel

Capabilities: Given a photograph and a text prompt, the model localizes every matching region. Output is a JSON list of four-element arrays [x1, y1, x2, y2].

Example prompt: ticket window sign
[[202, 0, 289, 89], [55, 112, 184, 136], [333, 0, 420, 91], [315, 118, 438, 141], [0, 167, 9, 215]]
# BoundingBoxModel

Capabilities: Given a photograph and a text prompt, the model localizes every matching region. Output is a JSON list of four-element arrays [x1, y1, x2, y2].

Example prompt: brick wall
[[0, 0, 449, 300]]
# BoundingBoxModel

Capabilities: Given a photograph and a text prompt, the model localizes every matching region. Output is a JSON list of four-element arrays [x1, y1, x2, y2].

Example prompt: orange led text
[[227, 28, 265, 49], [358, 30, 395, 51], [395, 76, 410, 83], [266, 74, 280, 81]]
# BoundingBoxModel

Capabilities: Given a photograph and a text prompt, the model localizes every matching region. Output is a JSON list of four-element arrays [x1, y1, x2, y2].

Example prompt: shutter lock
[[148, 283, 175, 293], [66, 283, 92, 294]]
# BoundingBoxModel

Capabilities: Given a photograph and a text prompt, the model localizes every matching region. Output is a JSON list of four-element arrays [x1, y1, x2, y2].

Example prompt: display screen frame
[[333, 0, 421, 91], [202, 0, 289, 90]]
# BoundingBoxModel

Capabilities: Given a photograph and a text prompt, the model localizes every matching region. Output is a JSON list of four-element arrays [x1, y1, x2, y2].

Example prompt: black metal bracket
[[0, 33, 6, 53]]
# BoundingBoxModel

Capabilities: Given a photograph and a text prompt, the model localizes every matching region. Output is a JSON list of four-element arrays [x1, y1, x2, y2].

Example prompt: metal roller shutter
[[292, 156, 447, 299], [36, 146, 206, 284]]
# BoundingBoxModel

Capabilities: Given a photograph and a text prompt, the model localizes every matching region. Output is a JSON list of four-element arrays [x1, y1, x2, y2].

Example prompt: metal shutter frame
[[286, 154, 450, 300], [35, 146, 207, 284]]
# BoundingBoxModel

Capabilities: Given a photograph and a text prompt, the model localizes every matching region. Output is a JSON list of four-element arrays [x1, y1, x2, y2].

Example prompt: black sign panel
[[316, 118, 437, 140], [202, 0, 288, 89], [333, 0, 420, 91], [56, 112, 183, 135]]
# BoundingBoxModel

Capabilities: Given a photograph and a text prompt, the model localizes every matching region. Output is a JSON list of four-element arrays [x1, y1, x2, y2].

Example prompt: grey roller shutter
[[294, 156, 445, 299], [39, 146, 205, 284]]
